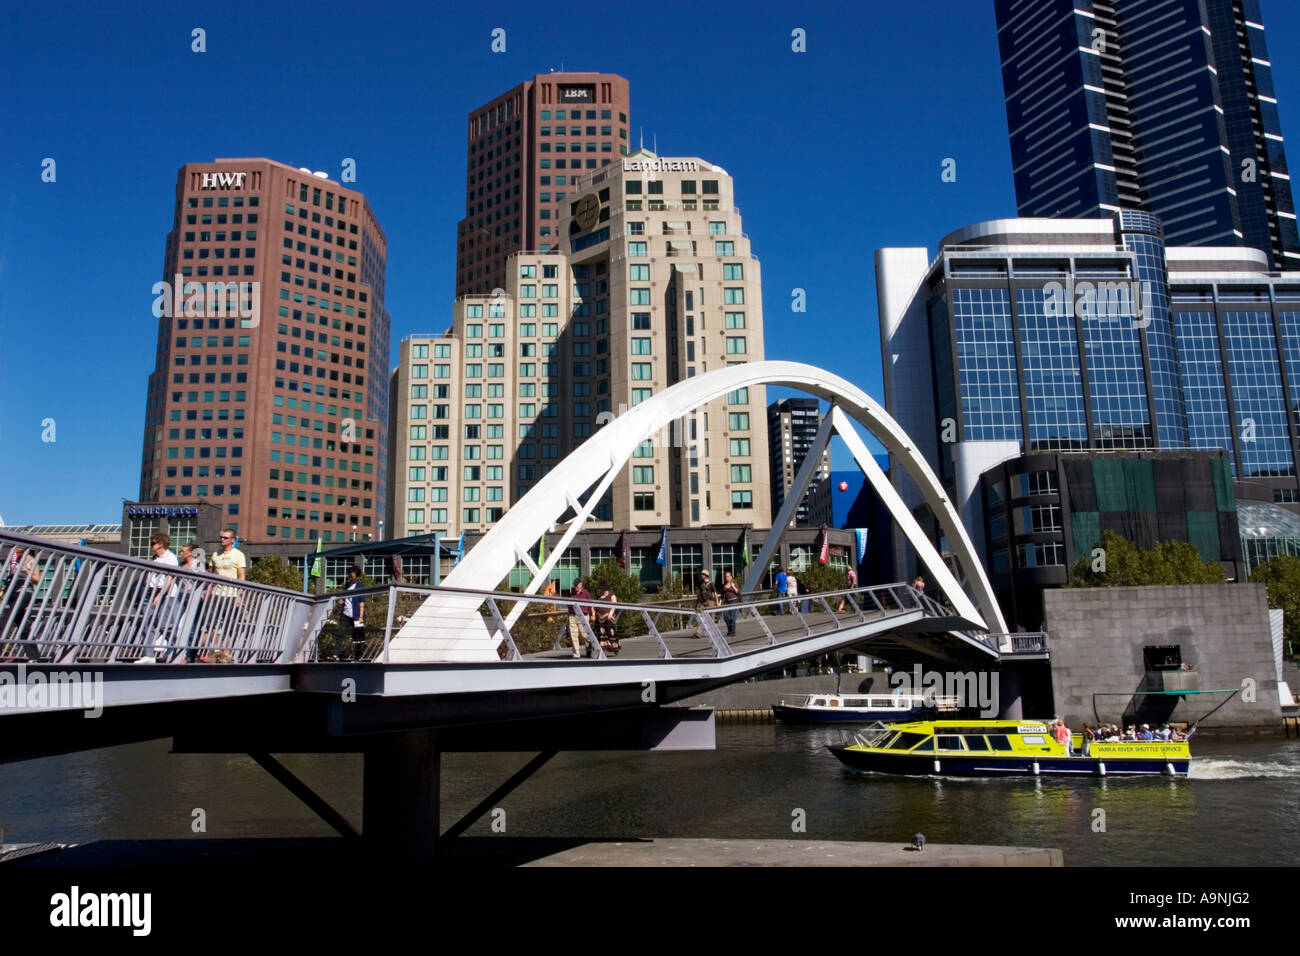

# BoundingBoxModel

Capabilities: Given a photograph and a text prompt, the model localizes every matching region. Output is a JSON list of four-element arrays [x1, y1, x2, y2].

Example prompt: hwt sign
[[201, 171, 248, 189]]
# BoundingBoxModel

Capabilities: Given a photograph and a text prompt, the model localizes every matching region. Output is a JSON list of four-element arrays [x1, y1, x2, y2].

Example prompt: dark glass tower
[[996, 0, 1299, 269]]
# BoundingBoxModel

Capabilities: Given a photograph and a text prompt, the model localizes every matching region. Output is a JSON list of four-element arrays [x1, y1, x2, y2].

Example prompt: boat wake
[[1189, 758, 1300, 780]]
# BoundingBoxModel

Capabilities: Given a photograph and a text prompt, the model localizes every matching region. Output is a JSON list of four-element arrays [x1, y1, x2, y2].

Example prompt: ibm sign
[[559, 85, 594, 103]]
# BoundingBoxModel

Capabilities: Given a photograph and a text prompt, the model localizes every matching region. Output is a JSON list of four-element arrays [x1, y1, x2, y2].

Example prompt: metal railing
[[307, 581, 935, 663], [2, 528, 988, 666], [0, 530, 322, 665]]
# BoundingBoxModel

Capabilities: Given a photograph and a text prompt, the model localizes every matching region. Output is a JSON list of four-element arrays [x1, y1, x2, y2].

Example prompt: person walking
[[774, 568, 788, 614], [3, 547, 43, 661], [785, 569, 799, 614], [695, 570, 719, 637], [837, 565, 858, 612], [568, 581, 592, 658], [177, 543, 207, 663], [333, 566, 366, 661], [720, 570, 741, 637], [146, 532, 180, 661], [209, 529, 247, 659], [595, 580, 619, 654]]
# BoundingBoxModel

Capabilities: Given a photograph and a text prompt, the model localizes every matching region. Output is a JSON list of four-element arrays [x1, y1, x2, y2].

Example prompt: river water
[[2, 726, 1297, 866]]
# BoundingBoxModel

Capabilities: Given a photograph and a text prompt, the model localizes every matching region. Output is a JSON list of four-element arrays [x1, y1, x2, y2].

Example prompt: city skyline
[[5, 1, 1300, 524]]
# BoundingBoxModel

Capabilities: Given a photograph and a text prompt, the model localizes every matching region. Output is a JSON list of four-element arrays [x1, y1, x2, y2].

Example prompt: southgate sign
[[622, 158, 704, 173], [201, 171, 248, 189]]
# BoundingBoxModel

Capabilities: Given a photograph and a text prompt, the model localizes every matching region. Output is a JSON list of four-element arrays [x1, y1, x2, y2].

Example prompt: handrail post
[[384, 585, 396, 664]]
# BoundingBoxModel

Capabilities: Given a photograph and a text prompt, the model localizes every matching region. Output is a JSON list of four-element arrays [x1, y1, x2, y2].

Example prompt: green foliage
[[1070, 529, 1226, 588], [247, 554, 305, 591], [1249, 555, 1300, 652], [797, 563, 850, 596]]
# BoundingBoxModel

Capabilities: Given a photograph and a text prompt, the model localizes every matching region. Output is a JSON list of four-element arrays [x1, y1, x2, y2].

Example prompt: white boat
[[773, 692, 959, 724]]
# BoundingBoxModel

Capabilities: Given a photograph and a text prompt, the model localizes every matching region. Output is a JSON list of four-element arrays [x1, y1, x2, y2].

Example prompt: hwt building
[[138, 158, 391, 544]]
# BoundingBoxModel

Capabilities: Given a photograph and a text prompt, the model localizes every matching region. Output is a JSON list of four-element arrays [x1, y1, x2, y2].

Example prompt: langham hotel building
[[138, 159, 390, 544], [390, 150, 772, 537]]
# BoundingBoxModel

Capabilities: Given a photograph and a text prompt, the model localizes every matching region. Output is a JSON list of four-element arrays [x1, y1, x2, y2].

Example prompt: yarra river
[[2, 725, 1297, 866]]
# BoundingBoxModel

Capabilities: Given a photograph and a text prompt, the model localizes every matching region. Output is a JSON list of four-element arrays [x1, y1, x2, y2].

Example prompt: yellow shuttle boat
[[828, 719, 1191, 777]]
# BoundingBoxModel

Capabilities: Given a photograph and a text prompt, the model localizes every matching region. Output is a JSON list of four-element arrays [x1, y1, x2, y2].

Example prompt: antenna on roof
[[653, 133, 658, 155]]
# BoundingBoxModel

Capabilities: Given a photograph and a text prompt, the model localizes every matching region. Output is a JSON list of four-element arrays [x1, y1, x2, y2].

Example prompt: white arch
[[389, 361, 1006, 662]]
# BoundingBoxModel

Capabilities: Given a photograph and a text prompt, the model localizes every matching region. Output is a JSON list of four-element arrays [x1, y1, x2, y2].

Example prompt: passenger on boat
[[1053, 718, 1074, 755], [1157, 724, 1172, 741], [1083, 723, 1096, 742], [1103, 725, 1121, 742], [1124, 725, 1138, 741], [1137, 723, 1154, 741]]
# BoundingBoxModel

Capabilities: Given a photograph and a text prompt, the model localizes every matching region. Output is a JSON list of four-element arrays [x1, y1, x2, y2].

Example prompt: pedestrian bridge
[[0, 527, 1025, 725]]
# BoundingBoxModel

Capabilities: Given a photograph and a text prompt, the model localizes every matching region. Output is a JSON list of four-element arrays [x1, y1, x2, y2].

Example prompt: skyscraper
[[767, 398, 831, 528], [995, 0, 1299, 268], [139, 159, 390, 544], [391, 150, 771, 537], [455, 73, 631, 297]]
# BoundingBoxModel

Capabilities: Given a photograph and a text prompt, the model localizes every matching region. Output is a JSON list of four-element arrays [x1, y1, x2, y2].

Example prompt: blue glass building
[[878, 212, 1300, 609], [995, 0, 1299, 270]]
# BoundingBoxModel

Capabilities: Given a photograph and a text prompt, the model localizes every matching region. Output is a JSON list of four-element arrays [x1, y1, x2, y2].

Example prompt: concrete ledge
[[522, 838, 1063, 867]]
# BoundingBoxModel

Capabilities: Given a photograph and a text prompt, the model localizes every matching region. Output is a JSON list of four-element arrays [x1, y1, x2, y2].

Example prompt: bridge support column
[[362, 729, 440, 859], [997, 669, 1023, 719]]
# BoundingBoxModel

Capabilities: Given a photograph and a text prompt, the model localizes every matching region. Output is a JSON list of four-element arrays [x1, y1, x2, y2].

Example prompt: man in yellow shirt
[[207, 530, 247, 659], [210, 529, 247, 595]]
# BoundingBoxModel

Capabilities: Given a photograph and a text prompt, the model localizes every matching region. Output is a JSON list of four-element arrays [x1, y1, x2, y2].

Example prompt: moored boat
[[827, 719, 1191, 777], [774, 692, 958, 724]]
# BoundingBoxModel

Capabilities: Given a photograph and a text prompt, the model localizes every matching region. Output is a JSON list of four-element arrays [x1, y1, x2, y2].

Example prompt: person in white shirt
[[146, 532, 180, 661]]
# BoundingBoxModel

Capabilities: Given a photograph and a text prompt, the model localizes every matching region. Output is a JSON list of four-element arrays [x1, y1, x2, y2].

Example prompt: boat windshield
[[852, 722, 899, 748]]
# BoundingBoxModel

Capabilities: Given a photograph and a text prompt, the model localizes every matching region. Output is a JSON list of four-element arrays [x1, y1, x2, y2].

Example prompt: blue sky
[[3, 0, 1299, 524]]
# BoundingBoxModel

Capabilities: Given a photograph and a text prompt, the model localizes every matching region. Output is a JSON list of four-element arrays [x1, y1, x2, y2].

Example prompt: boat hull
[[828, 746, 1189, 777], [773, 704, 933, 724]]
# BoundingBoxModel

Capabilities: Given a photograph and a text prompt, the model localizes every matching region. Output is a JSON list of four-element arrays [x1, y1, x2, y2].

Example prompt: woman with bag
[[721, 570, 741, 637]]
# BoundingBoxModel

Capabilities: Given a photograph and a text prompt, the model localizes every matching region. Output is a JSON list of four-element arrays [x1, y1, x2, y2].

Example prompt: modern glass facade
[[879, 213, 1300, 592], [995, 0, 1299, 269]]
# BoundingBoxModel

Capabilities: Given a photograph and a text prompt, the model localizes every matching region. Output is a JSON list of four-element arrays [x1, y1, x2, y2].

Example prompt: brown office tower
[[455, 73, 630, 297], [138, 159, 391, 545]]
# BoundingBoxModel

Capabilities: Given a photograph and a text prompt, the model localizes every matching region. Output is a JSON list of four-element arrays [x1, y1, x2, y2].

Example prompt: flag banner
[[656, 527, 667, 566], [617, 531, 628, 568], [818, 524, 830, 565], [856, 528, 869, 564], [739, 527, 750, 568], [538, 532, 547, 566], [391, 554, 403, 582], [310, 537, 323, 578], [454, 531, 466, 567]]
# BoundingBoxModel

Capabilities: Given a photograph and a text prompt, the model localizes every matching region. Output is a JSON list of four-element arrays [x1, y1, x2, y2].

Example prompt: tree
[[1070, 529, 1226, 587], [1249, 554, 1300, 653], [798, 563, 849, 597], [246, 554, 305, 591]]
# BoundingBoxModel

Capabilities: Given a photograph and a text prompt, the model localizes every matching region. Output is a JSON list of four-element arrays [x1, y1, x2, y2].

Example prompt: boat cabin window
[[828, 699, 840, 707], [911, 736, 935, 751], [887, 732, 929, 751], [987, 735, 1013, 751], [936, 735, 964, 751], [963, 735, 990, 751], [1021, 735, 1046, 745], [812, 699, 826, 707]]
